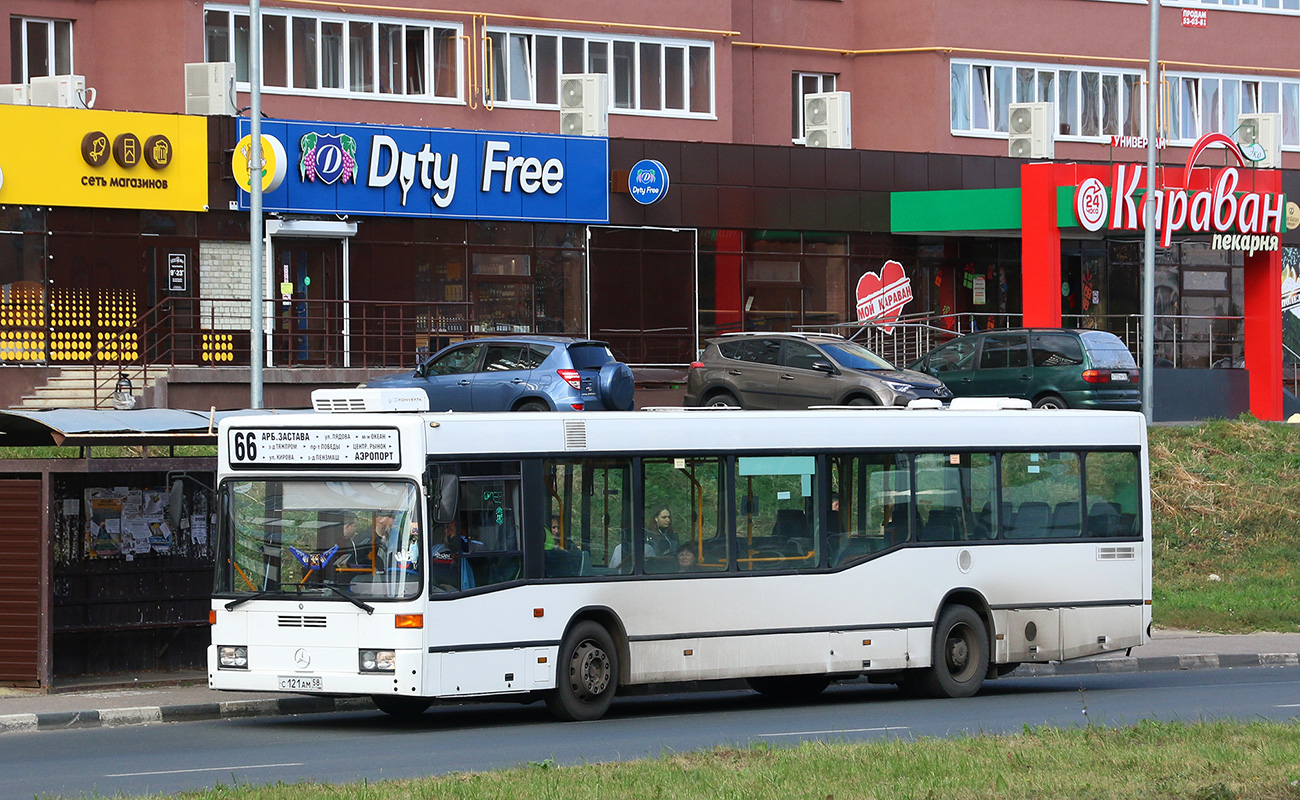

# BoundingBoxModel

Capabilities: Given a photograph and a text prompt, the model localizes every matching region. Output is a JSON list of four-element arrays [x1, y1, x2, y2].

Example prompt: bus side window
[[644, 456, 727, 574], [829, 453, 910, 567], [543, 458, 633, 577], [1085, 451, 1141, 539]]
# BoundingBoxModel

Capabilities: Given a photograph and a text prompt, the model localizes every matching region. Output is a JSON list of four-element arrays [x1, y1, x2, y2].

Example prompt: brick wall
[[199, 240, 250, 332]]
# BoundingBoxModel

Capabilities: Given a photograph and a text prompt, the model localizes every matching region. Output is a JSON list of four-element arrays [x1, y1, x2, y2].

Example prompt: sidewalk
[[1, 628, 1297, 734]]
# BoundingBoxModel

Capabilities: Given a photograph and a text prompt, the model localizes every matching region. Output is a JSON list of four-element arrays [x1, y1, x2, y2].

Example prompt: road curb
[[1, 653, 1295, 734]]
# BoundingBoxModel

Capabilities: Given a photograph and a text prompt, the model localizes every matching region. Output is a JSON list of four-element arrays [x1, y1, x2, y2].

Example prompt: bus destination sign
[[227, 428, 400, 468]]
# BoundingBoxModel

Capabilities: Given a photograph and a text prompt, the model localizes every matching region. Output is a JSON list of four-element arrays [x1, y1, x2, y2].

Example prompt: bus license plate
[[278, 675, 322, 691], [1111, 372, 1129, 382]]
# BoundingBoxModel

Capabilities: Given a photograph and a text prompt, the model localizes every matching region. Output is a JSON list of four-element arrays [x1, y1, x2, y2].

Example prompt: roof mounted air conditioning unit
[[1236, 113, 1281, 169], [0, 84, 30, 105], [1008, 102, 1054, 159], [185, 61, 237, 117], [29, 75, 95, 108], [559, 73, 609, 137], [804, 91, 851, 149]]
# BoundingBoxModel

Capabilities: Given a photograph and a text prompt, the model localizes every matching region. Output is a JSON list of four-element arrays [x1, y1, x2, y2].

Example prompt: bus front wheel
[[917, 605, 989, 698], [371, 695, 432, 718], [546, 621, 619, 721]]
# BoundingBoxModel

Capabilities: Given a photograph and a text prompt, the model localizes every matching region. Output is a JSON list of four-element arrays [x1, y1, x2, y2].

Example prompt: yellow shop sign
[[0, 105, 208, 211]]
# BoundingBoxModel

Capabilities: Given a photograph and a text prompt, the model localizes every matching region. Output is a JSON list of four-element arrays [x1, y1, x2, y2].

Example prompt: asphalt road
[[3, 666, 1298, 800]]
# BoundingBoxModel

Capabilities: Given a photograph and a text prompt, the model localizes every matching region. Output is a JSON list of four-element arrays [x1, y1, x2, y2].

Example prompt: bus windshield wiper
[[320, 582, 374, 614], [224, 584, 303, 610]]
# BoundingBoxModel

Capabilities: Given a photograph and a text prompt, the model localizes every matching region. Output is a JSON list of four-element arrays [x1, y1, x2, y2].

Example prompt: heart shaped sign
[[855, 260, 914, 334]]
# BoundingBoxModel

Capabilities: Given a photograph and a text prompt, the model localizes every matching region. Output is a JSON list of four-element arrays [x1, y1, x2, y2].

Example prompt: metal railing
[[88, 297, 477, 408], [801, 312, 1248, 374]]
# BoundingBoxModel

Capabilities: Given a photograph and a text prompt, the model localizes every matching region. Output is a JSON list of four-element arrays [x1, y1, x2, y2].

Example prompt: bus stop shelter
[[0, 408, 271, 691]]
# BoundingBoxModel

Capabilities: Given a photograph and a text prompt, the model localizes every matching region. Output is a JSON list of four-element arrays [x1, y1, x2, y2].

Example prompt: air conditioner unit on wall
[[1008, 102, 1054, 160], [29, 74, 94, 108], [1236, 112, 1281, 169], [185, 61, 237, 117], [0, 85, 29, 105], [559, 73, 609, 137], [804, 91, 851, 149]]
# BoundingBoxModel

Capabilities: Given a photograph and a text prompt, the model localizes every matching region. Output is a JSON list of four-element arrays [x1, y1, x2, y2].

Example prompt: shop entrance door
[[272, 239, 343, 366], [0, 479, 42, 685], [588, 227, 697, 364]]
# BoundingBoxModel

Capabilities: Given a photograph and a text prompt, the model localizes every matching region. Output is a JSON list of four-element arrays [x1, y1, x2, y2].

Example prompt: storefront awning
[[0, 408, 289, 447]]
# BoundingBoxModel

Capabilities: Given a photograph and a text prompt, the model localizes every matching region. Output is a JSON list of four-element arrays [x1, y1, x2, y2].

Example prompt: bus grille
[[1095, 546, 1136, 561], [278, 615, 328, 628], [313, 396, 367, 412]]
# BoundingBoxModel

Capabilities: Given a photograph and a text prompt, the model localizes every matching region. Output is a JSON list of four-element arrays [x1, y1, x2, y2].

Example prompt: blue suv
[[360, 336, 635, 412]]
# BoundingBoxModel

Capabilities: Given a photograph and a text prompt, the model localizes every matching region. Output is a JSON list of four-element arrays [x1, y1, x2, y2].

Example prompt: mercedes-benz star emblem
[[294, 648, 311, 669]]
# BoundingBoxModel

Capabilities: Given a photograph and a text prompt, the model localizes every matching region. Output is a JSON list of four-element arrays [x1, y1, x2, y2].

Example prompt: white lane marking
[[1277, 703, 1300, 708], [107, 762, 305, 778], [758, 726, 908, 737]]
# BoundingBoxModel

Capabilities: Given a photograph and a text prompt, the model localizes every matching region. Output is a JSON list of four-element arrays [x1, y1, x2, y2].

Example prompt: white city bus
[[209, 390, 1151, 720]]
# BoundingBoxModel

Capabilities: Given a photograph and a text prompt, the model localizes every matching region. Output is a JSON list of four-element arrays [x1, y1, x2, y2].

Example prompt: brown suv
[[684, 333, 951, 409]]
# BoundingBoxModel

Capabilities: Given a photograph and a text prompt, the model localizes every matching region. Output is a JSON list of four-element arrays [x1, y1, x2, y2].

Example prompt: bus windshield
[[216, 479, 423, 601]]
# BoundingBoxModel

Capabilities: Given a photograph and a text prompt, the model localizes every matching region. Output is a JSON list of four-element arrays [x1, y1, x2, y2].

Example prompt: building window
[[10, 16, 73, 83], [484, 25, 713, 117], [203, 4, 460, 101], [1166, 73, 1300, 148], [792, 72, 837, 142], [952, 59, 1144, 141], [1169, 0, 1300, 13]]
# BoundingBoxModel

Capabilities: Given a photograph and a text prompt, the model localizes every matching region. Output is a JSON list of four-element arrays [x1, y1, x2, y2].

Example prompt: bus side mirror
[[433, 473, 459, 524], [167, 479, 185, 533]]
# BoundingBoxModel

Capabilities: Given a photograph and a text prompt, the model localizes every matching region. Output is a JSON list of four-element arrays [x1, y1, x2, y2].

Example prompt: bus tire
[[746, 675, 830, 699], [917, 605, 989, 698], [546, 621, 619, 721], [371, 695, 432, 718]]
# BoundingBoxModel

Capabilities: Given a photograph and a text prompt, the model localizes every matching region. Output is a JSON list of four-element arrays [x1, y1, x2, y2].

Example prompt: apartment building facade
[[2, 0, 1298, 415]]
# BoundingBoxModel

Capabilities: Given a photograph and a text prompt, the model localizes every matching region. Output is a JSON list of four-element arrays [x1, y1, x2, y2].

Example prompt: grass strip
[[80, 719, 1300, 800]]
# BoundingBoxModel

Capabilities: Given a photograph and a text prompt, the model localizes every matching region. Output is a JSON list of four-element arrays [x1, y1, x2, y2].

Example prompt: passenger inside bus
[[429, 517, 480, 591]]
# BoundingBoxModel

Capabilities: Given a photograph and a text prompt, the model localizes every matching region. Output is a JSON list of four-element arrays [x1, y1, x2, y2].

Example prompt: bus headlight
[[218, 646, 249, 669], [359, 649, 396, 673]]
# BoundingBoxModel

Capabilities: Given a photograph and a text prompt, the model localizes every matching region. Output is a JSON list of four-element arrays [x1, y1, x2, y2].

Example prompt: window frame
[[950, 58, 1146, 143], [792, 71, 838, 143], [483, 24, 715, 118], [11, 16, 74, 83], [203, 3, 462, 103]]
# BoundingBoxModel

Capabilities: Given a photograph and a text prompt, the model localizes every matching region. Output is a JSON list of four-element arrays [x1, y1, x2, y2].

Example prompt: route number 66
[[232, 431, 259, 462]]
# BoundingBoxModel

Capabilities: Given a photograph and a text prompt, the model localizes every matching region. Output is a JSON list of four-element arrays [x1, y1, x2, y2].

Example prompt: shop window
[[472, 253, 531, 277], [11, 16, 73, 83]]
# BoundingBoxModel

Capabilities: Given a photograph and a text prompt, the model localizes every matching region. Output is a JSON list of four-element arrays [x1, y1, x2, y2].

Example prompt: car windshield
[[1081, 333, 1138, 369], [818, 341, 896, 371], [567, 342, 616, 369], [216, 479, 423, 601]]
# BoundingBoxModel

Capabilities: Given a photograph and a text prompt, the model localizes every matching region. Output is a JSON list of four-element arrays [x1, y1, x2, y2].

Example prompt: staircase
[[16, 367, 161, 410]]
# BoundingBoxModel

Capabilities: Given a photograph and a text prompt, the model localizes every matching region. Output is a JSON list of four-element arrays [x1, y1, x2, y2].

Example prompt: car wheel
[[847, 396, 878, 406], [516, 400, 550, 412], [705, 391, 740, 408], [1033, 394, 1068, 410]]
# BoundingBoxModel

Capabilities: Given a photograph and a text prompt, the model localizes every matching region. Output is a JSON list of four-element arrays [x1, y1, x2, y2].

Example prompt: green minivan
[[909, 328, 1141, 410]]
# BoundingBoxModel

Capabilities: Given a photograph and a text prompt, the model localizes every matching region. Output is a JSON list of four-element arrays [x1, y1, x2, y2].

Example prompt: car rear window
[[1080, 332, 1137, 369], [566, 342, 616, 369]]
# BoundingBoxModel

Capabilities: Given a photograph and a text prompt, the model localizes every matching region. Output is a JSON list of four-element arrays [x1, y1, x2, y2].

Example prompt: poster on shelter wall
[[85, 489, 124, 558], [85, 486, 174, 557]]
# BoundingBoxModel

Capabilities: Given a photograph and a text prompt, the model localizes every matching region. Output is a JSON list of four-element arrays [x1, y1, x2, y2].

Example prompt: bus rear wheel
[[371, 695, 432, 718], [746, 675, 831, 699], [916, 605, 989, 698], [546, 621, 619, 721]]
